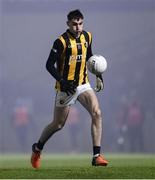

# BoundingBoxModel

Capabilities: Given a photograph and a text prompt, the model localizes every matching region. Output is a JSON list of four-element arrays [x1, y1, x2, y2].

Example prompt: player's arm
[[46, 39, 63, 81], [46, 39, 76, 95], [86, 35, 104, 92], [86, 36, 93, 61]]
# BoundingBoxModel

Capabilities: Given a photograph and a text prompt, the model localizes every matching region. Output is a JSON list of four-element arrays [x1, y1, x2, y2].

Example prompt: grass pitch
[[0, 153, 155, 179]]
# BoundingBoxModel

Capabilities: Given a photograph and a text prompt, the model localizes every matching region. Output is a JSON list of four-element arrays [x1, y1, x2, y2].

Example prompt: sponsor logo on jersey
[[69, 54, 86, 64]]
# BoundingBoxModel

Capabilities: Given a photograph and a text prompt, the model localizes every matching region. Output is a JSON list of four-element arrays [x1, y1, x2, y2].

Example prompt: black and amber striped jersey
[[46, 29, 93, 91]]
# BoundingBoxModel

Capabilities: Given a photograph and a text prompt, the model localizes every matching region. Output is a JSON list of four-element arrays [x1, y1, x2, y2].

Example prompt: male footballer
[[31, 9, 108, 168]]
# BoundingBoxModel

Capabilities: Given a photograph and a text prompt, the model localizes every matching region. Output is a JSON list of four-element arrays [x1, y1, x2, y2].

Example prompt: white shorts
[[55, 83, 92, 107]]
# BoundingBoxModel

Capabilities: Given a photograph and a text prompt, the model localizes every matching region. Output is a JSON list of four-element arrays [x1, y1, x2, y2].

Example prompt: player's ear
[[66, 21, 70, 27]]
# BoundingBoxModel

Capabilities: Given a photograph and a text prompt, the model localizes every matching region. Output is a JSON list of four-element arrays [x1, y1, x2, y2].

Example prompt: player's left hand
[[95, 74, 104, 92]]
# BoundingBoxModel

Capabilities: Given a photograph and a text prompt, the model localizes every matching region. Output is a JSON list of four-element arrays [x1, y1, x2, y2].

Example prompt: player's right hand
[[60, 79, 77, 96]]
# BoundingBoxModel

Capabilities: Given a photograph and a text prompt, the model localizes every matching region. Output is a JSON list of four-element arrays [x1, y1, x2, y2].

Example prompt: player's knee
[[92, 108, 102, 119]]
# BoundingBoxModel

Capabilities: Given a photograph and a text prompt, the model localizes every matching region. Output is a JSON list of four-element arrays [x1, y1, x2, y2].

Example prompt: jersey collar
[[67, 29, 82, 39]]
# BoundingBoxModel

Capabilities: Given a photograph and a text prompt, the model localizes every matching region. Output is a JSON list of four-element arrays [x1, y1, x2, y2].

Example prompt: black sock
[[36, 140, 44, 151], [93, 146, 101, 156]]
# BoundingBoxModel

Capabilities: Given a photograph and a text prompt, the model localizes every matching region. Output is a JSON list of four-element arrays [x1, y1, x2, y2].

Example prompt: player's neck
[[67, 29, 81, 39]]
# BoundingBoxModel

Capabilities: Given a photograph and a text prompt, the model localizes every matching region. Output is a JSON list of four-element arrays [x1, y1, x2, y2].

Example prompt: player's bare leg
[[31, 105, 70, 169], [39, 106, 70, 144], [78, 90, 102, 146], [78, 90, 108, 166]]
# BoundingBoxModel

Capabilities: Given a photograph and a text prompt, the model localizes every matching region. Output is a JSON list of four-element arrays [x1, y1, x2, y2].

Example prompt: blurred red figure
[[13, 98, 33, 153], [126, 100, 144, 152], [14, 106, 29, 127]]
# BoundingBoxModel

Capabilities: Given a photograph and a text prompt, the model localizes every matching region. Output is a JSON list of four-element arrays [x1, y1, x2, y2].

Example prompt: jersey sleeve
[[86, 32, 93, 61], [46, 39, 64, 81], [52, 38, 64, 56]]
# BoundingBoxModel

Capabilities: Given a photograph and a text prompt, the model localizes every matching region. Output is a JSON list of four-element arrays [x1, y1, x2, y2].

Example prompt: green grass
[[0, 153, 155, 179]]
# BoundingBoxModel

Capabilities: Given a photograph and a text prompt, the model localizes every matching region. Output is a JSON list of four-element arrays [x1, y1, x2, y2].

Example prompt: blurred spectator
[[126, 98, 144, 152], [67, 106, 80, 153], [115, 94, 145, 153], [12, 97, 34, 153], [116, 95, 128, 152]]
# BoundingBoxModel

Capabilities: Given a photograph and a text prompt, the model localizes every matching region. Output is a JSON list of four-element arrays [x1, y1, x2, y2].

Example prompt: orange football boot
[[31, 143, 41, 169], [92, 154, 108, 166]]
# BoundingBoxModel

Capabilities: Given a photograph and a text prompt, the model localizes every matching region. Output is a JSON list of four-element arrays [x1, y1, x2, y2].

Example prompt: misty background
[[0, 0, 155, 154]]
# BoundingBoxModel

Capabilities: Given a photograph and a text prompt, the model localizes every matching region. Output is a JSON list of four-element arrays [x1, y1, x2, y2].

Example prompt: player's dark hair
[[67, 9, 84, 21]]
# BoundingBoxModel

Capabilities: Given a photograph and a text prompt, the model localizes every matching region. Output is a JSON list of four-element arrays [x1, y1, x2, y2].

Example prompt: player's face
[[67, 18, 84, 37]]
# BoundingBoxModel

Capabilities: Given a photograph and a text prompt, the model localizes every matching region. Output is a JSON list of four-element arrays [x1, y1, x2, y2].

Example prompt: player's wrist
[[96, 74, 103, 82], [59, 78, 66, 85], [59, 78, 64, 83]]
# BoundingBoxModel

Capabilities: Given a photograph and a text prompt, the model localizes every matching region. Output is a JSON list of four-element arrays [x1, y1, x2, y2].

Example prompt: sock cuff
[[93, 146, 101, 156], [36, 141, 44, 150]]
